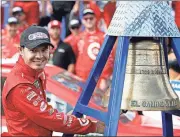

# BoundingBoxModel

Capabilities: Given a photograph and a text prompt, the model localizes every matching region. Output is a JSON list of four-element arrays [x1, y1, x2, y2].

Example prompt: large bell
[[121, 40, 179, 111], [102, 40, 180, 111]]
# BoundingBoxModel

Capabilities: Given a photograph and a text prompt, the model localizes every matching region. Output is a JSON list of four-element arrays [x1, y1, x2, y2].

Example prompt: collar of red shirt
[[16, 56, 44, 80]]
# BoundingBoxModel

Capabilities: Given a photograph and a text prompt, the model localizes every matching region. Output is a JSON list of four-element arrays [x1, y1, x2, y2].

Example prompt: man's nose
[[36, 51, 43, 58]]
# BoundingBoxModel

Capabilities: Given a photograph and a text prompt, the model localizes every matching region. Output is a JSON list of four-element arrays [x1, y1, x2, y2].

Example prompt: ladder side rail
[[105, 36, 130, 136], [162, 112, 174, 137]]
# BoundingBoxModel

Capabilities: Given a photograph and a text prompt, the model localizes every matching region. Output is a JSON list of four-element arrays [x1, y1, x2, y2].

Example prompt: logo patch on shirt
[[21, 87, 32, 94], [33, 96, 43, 106], [48, 108, 54, 115], [67, 115, 74, 127], [56, 113, 68, 125], [77, 118, 89, 126], [87, 42, 100, 60], [26, 91, 37, 101], [58, 48, 65, 53], [33, 80, 40, 89], [40, 101, 47, 112]]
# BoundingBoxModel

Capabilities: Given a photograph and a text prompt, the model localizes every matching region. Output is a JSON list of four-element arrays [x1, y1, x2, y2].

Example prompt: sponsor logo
[[21, 87, 32, 94], [48, 108, 54, 115], [40, 101, 47, 112], [26, 91, 37, 101], [56, 113, 65, 120], [56, 113, 70, 125], [77, 118, 89, 126], [33, 80, 40, 89], [58, 48, 65, 53], [87, 42, 100, 60], [67, 116, 74, 127], [33, 96, 43, 106], [28, 32, 48, 40]]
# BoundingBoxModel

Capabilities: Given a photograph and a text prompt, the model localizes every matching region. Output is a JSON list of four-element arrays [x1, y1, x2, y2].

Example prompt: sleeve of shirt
[[9, 84, 96, 134], [67, 45, 76, 64]]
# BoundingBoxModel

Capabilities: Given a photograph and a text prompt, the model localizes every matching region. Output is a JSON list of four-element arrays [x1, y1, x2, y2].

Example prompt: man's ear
[[82, 19, 86, 26], [19, 47, 24, 56]]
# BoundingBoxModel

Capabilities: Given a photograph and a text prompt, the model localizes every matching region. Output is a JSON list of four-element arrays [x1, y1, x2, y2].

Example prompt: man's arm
[[8, 84, 97, 134], [68, 64, 75, 74]]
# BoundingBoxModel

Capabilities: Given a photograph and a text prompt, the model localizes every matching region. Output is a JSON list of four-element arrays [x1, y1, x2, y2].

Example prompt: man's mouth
[[33, 60, 45, 64]]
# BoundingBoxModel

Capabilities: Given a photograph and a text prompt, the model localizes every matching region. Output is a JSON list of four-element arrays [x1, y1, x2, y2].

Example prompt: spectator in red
[[84, 1, 103, 26], [72, 1, 104, 31], [75, 9, 113, 90], [172, 1, 180, 30], [10, 1, 39, 25], [1, 17, 20, 59], [12, 7, 29, 34], [64, 19, 81, 57]]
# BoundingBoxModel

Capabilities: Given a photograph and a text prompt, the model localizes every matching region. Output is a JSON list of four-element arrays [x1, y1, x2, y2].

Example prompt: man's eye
[[42, 48, 48, 52], [30, 49, 36, 52]]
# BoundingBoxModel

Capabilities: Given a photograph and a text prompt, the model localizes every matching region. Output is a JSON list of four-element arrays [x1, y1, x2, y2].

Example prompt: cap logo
[[52, 20, 59, 25], [28, 32, 48, 41]]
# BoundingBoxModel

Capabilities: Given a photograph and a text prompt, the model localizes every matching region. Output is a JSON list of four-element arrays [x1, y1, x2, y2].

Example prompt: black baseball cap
[[83, 9, 95, 16], [12, 7, 24, 16], [20, 25, 54, 49], [69, 19, 81, 28]]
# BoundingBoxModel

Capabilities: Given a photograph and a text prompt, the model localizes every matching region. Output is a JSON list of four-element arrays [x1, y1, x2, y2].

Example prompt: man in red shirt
[[72, 1, 104, 31], [12, 6, 29, 34], [75, 9, 114, 90], [64, 19, 81, 57], [1, 17, 20, 58], [2, 25, 104, 136], [12, 1, 40, 26]]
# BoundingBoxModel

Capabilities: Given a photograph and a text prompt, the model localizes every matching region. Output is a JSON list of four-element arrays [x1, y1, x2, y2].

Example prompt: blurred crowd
[[1, 1, 180, 93]]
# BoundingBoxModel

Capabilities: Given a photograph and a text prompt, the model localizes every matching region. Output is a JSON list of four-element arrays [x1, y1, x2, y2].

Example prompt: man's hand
[[46, 1, 53, 14], [95, 121, 105, 134]]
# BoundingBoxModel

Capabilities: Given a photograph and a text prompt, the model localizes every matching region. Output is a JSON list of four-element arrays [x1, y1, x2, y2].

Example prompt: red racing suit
[[2, 56, 96, 136], [75, 30, 114, 81]]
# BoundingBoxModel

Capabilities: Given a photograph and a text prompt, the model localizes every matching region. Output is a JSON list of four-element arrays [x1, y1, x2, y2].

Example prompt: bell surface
[[121, 40, 180, 111]]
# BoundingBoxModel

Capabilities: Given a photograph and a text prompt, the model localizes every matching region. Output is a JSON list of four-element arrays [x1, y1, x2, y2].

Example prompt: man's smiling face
[[20, 44, 50, 70]]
